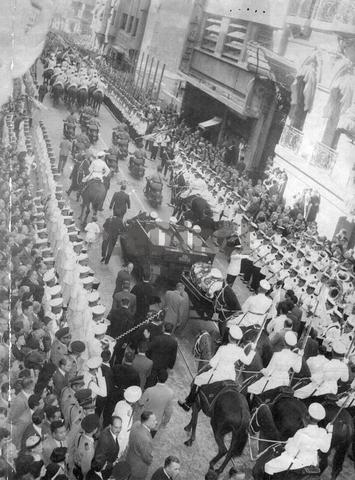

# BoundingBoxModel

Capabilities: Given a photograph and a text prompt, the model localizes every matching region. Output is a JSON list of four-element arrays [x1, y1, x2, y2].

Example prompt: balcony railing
[[288, 0, 316, 19], [279, 125, 303, 155], [309, 141, 338, 171]]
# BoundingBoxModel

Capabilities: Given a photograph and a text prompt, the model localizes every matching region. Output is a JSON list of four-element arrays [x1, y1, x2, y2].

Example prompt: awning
[[198, 116, 222, 129]]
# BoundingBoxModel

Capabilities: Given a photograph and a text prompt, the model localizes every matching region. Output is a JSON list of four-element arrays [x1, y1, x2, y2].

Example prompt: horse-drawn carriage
[[120, 213, 216, 283], [182, 262, 241, 321]]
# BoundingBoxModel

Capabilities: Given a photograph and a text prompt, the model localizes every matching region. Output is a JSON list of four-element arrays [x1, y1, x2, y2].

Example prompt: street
[[32, 71, 351, 480]]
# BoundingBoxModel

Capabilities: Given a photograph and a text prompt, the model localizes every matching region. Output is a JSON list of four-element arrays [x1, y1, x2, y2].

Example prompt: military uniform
[[73, 432, 95, 478]]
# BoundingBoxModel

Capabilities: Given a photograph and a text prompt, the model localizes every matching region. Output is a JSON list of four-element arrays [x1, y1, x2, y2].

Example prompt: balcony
[[309, 141, 338, 172], [287, 0, 316, 25], [312, 0, 355, 34], [279, 124, 303, 155]]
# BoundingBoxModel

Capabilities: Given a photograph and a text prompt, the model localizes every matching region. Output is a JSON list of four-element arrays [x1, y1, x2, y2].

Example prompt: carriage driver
[[264, 403, 332, 476], [178, 325, 256, 412], [83, 151, 110, 184]]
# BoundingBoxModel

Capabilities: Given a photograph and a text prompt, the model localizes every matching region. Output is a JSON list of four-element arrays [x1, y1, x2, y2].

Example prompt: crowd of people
[[0, 75, 192, 480], [2, 37, 355, 480]]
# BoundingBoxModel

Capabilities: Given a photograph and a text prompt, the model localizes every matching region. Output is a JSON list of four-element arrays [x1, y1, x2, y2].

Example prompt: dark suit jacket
[[109, 191, 130, 217], [131, 282, 154, 319], [114, 269, 131, 294], [94, 427, 119, 478], [147, 333, 177, 370], [151, 467, 170, 480], [132, 354, 153, 390], [52, 368, 69, 397], [108, 306, 134, 339], [126, 422, 153, 479]]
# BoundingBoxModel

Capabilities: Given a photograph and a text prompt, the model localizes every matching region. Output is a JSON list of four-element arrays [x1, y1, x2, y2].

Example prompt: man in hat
[[228, 280, 272, 328], [84, 152, 110, 183], [68, 341, 86, 379], [24, 434, 43, 461], [179, 326, 255, 411], [84, 357, 107, 400], [87, 322, 107, 359], [264, 403, 332, 475], [50, 327, 71, 367], [73, 414, 100, 479], [42, 419, 67, 465], [294, 340, 349, 399], [113, 386, 142, 457], [248, 331, 302, 397], [60, 376, 85, 427]]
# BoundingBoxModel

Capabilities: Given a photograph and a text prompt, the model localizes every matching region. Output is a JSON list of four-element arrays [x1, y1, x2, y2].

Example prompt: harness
[[193, 331, 210, 358]]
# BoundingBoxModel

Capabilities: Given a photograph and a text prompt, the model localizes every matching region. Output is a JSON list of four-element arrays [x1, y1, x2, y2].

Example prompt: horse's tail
[[230, 393, 250, 456]]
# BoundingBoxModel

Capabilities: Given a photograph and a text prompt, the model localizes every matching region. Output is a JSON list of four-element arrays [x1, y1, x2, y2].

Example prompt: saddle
[[273, 466, 320, 479], [256, 386, 295, 406], [199, 380, 238, 415]]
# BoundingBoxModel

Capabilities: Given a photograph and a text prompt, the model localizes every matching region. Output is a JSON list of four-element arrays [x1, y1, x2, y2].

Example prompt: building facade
[[272, 0, 355, 239], [178, 0, 293, 173], [95, 0, 151, 67]]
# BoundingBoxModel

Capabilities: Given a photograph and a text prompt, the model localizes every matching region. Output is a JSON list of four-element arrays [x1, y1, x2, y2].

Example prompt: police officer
[[73, 414, 100, 479], [50, 327, 71, 367]]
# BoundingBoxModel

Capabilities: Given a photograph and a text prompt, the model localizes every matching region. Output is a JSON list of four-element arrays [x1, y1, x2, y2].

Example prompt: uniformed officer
[[113, 386, 142, 457], [87, 322, 107, 358], [68, 340, 86, 379], [60, 375, 85, 427], [50, 327, 71, 367], [83, 357, 107, 400], [73, 414, 100, 479], [264, 403, 332, 475], [248, 331, 302, 396], [178, 326, 256, 411]]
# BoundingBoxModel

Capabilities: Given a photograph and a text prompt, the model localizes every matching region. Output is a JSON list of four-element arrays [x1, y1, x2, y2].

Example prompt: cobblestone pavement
[[32, 69, 351, 479]]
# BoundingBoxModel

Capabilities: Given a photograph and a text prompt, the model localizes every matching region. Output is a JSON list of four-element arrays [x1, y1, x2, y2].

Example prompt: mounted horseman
[[52, 69, 66, 108], [77, 73, 89, 109], [79, 151, 111, 225], [91, 77, 106, 113], [178, 326, 255, 474]]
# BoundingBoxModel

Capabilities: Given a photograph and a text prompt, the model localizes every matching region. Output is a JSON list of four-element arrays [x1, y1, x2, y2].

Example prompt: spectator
[[109, 184, 130, 220], [146, 323, 177, 386], [94, 416, 122, 480], [132, 341, 153, 390], [150, 456, 180, 480], [126, 411, 156, 480], [101, 215, 124, 265]]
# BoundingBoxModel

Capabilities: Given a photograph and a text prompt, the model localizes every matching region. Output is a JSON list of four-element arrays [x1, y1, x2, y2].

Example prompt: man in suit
[[94, 415, 122, 480], [126, 411, 157, 480], [109, 184, 130, 220], [146, 323, 177, 386], [131, 275, 154, 322], [150, 456, 181, 480], [138, 370, 174, 432], [101, 214, 125, 265], [132, 341, 153, 390], [103, 352, 140, 428], [42, 419, 67, 465], [114, 263, 134, 295], [163, 286, 184, 331], [111, 281, 136, 315], [52, 357, 72, 397], [96, 350, 115, 418]]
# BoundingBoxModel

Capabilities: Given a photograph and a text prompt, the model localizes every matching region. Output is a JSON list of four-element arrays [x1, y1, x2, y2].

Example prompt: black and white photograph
[[1, 1, 355, 479]]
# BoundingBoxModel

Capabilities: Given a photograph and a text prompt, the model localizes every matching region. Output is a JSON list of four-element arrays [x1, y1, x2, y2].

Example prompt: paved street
[[32, 71, 350, 479]]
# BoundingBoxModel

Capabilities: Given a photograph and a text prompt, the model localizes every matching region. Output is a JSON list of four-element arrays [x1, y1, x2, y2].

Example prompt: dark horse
[[77, 87, 88, 109], [79, 179, 107, 226], [91, 89, 104, 113], [250, 395, 354, 480], [184, 382, 250, 475], [65, 84, 77, 106], [52, 82, 64, 107]]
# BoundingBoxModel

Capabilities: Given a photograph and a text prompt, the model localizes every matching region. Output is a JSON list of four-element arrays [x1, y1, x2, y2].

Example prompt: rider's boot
[[178, 384, 198, 412]]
